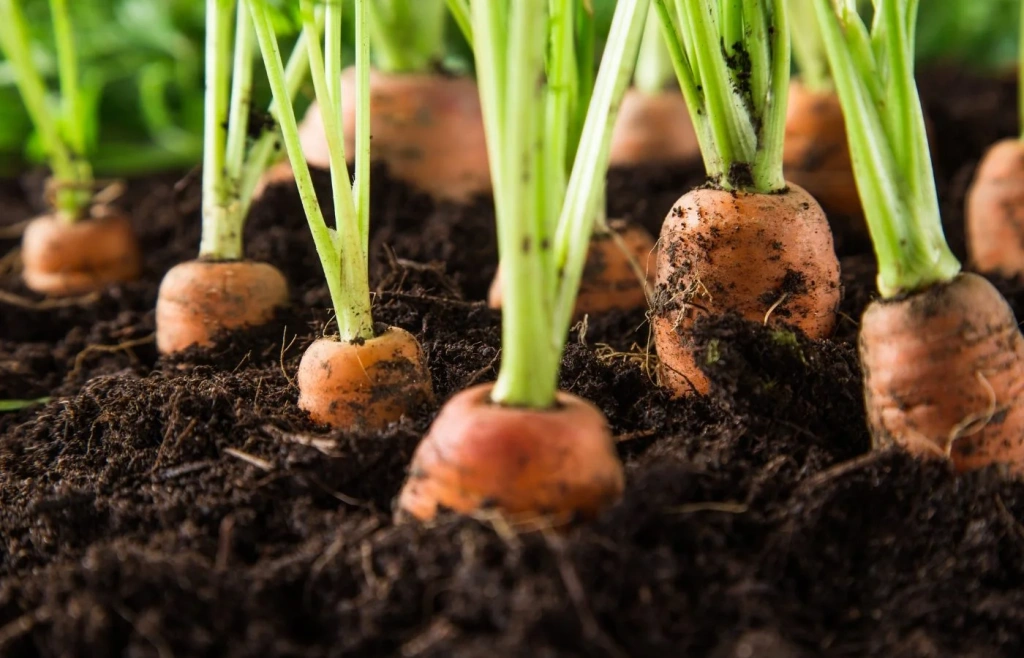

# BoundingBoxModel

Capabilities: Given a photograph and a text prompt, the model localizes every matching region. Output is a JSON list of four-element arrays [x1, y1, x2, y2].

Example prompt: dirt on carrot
[[1, 68, 1024, 658]]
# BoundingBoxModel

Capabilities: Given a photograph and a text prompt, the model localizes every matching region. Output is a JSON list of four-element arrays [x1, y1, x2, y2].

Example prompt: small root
[[68, 334, 154, 380], [763, 292, 789, 325], [0, 289, 100, 310]]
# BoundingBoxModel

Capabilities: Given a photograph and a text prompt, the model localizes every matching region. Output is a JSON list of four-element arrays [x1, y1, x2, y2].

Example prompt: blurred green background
[[0, 0, 1017, 178]]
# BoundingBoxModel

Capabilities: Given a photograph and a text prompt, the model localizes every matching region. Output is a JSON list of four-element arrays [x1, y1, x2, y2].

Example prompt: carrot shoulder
[[652, 184, 840, 395], [966, 138, 1024, 278], [860, 273, 1024, 473], [21, 211, 141, 296]]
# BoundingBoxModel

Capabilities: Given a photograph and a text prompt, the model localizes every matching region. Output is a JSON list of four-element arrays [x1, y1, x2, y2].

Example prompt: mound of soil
[[1, 68, 1023, 657]]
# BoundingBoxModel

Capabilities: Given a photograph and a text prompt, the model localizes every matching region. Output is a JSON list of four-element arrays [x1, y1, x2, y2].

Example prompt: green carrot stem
[[366, 0, 446, 74], [200, 0, 234, 256], [0, 0, 90, 221], [250, 0, 374, 340], [812, 0, 959, 297]]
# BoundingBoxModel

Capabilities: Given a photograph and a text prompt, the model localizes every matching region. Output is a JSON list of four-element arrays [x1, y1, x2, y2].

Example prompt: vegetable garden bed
[[1, 67, 1023, 657]]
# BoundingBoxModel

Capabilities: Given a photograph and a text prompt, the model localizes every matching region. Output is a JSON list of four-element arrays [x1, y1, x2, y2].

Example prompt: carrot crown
[[0, 0, 93, 221], [472, 0, 650, 409], [198, 0, 313, 261], [367, 0, 446, 73], [251, 0, 375, 341], [787, 0, 832, 92], [654, 0, 790, 193], [812, 0, 960, 298]]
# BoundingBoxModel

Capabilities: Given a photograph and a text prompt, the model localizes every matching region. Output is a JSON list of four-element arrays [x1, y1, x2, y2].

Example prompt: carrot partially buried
[[156, 0, 302, 355], [966, 138, 1024, 278], [397, 0, 650, 521], [653, 184, 839, 394], [297, 326, 433, 429], [252, 0, 434, 428], [398, 383, 623, 521], [650, 0, 840, 396], [0, 0, 141, 295], [488, 220, 657, 316], [21, 209, 141, 296], [813, 0, 1024, 472], [155, 260, 288, 354], [261, 1, 490, 202]]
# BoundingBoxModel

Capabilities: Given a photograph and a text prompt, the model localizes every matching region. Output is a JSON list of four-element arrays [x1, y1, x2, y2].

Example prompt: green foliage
[[916, 0, 1018, 70]]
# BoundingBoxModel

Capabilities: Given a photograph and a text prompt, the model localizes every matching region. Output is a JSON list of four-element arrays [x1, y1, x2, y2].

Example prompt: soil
[[1, 68, 1023, 658]]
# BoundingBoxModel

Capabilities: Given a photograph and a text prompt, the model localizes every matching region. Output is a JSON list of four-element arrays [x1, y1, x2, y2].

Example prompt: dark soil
[[1, 68, 1023, 657]]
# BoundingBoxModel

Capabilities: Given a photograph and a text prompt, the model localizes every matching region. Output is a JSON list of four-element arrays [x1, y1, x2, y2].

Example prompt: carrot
[[650, 0, 841, 397], [860, 273, 1024, 473], [609, 10, 700, 167], [297, 326, 433, 428], [813, 0, 1024, 472], [296, 70, 490, 203], [488, 220, 656, 316], [609, 88, 700, 166], [653, 184, 840, 394], [396, 0, 650, 520], [155, 260, 288, 354], [783, 80, 862, 219], [966, 139, 1024, 277], [397, 383, 622, 521], [1, 0, 142, 295], [21, 210, 141, 296], [260, 1, 489, 203], [252, 0, 434, 429], [155, 0, 310, 355]]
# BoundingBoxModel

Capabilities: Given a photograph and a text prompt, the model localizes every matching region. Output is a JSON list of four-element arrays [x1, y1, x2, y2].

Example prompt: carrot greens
[[811, 0, 960, 297], [654, 0, 790, 192], [0, 0, 92, 221], [250, 0, 373, 341], [474, 0, 650, 408]]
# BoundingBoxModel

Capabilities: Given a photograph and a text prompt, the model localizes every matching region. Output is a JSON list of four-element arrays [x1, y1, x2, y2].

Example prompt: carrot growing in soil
[[782, 0, 862, 220], [397, 0, 651, 523], [965, 1, 1024, 278], [487, 0, 657, 317], [155, 0, 314, 354], [262, 0, 488, 203], [650, 0, 841, 396], [0, 0, 141, 296], [250, 0, 433, 429], [610, 8, 700, 167], [814, 0, 1024, 472]]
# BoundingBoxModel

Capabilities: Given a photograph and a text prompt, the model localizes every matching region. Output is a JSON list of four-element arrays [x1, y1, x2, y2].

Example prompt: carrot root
[[860, 272, 1024, 474], [396, 383, 624, 523], [21, 211, 141, 296], [782, 82, 862, 220], [652, 183, 840, 396], [966, 138, 1024, 278], [296, 326, 433, 429], [155, 260, 289, 354], [487, 220, 657, 316], [609, 88, 701, 166], [261, 68, 490, 202]]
